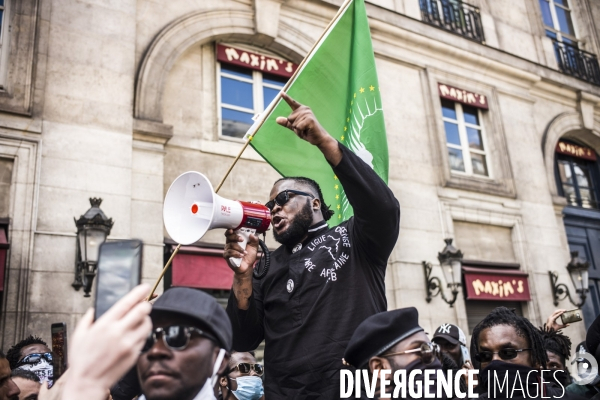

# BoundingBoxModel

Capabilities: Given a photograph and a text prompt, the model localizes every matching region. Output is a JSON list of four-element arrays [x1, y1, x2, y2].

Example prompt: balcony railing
[[419, 0, 485, 43], [552, 39, 600, 86]]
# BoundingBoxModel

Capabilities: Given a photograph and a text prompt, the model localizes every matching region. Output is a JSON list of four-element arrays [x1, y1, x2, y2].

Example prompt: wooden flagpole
[[147, 0, 353, 301], [214, 0, 353, 192]]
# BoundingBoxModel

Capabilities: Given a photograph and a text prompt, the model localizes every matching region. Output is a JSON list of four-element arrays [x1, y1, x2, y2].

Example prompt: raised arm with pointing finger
[[225, 93, 399, 400]]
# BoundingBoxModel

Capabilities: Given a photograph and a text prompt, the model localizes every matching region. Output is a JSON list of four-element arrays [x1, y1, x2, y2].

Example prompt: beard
[[273, 199, 313, 247]]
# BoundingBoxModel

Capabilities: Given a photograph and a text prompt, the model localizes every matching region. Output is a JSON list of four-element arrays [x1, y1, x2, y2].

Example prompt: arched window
[[555, 139, 600, 209]]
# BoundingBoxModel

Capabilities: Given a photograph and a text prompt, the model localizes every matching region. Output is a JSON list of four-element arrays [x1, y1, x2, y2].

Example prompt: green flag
[[248, 0, 388, 225]]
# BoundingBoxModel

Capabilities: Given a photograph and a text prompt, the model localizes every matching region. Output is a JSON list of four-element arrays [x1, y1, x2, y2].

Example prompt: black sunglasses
[[232, 362, 264, 376], [265, 190, 315, 211], [475, 348, 531, 363], [142, 325, 217, 353], [17, 352, 53, 367]]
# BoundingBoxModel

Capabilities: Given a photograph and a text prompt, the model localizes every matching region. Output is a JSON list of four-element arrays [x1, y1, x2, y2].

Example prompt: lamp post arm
[[440, 284, 460, 307], [549, 271, 587, 307], [424, 262, 440, 303], [423, 261, 460, 307]]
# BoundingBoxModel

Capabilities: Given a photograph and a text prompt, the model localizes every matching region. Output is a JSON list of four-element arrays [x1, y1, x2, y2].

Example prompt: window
[[219, 63, 287, 139], [539, 0, 577, 45], [539, 0, 600, 84], [441, 99, 489, 177], [419, 0, 485, 43], [557, 154, 599, 209]]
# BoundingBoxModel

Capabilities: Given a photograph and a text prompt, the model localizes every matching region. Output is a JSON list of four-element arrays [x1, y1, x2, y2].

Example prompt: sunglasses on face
[[141, 325, 217, 353], [475, 348, 531, 363], [232, 362, 264, 376], [17, 352, 53, 367], [382, 342, 440, 365], [265, 190, 315, 211]]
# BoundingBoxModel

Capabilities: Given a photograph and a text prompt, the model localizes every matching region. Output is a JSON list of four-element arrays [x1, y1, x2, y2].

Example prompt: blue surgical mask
[[231, 376, 264, 400]]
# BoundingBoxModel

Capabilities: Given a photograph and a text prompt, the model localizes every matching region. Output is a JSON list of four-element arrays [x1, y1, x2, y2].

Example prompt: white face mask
[[193, 348, 227, 400], [16, 359, 54, 387], [140, 349, 227, 400]]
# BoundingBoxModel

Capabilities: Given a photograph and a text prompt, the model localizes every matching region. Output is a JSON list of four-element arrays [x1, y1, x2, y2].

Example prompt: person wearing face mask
[[137, 287, 231, 400], [471, 307, 581, 400], [538, 325, 573, 388], [344, 307, 456, 399], [219, 352, 264, 400], [6, 337, 52, 388]]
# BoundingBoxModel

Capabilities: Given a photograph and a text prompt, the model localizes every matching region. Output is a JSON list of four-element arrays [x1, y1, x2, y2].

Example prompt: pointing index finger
[[281, 92, 301, 110]]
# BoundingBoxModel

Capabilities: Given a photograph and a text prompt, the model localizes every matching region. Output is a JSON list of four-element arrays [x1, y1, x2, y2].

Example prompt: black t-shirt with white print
[[226, 142, 400, 400]]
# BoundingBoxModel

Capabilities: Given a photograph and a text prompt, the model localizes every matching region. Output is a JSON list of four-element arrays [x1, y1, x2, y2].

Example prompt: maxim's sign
[[438, 83, 488, 110], [217, 44, 298, 79], [463, 267, 531, 301], [556, 140, 597, 161]]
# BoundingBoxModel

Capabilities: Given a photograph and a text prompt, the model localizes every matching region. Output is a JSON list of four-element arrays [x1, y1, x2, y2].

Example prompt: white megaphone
[[163, 171, 271, 267]]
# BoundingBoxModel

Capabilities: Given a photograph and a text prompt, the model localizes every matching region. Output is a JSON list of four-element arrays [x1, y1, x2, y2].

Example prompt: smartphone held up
[[94, 239, 143, 320], [51, 322, 68, 381], [561, 309, 583, 325]]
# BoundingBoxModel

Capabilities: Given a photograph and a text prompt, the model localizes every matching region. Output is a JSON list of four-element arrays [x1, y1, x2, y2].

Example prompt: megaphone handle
[[229, 227, 256, 268]]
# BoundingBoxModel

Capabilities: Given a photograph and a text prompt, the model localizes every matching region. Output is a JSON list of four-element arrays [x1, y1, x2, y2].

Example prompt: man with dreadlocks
[[224, 93, 400, 399], [471, 307, 571, 399], [539, 323, 573, 388]]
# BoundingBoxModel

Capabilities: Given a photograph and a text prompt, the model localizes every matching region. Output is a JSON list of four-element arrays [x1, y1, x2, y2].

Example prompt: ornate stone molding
[[134, 7, 312, 123], [541, 111, 600, 198]]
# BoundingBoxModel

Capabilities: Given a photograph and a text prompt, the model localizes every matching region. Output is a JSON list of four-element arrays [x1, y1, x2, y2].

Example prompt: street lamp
[[549, 251, 589, 307], [72, 198, 113, 297], [423, 238, 464, 307]]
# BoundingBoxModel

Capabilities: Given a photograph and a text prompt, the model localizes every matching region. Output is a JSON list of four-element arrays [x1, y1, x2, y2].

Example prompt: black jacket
[[227, 143, 400, 399]]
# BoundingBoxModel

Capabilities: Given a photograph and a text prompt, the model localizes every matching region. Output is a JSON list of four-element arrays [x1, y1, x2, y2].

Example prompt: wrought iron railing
[[552, 39, 600, 86], [419, 0, 485, 43]]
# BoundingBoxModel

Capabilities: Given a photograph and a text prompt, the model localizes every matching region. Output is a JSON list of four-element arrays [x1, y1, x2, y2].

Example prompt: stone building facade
[[0, 0, 599, 355]]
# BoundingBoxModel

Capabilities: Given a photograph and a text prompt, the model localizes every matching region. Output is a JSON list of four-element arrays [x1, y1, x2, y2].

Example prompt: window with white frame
[[538, 0, 577, 45], [441, 99, 489, 177], [219, 63, 287, 139]]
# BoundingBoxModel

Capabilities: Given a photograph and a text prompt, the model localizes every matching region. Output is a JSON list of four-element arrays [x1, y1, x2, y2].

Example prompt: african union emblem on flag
[[246, 0, 388, 225]]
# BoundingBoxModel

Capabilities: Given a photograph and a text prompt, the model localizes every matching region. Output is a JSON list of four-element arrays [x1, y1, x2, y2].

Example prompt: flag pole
[[214, 0, 353, 192], [147, 0, 354, 301]]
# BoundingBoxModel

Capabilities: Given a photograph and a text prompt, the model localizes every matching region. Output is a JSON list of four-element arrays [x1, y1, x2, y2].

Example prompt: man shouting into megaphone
[[224, 93, 400, 400]]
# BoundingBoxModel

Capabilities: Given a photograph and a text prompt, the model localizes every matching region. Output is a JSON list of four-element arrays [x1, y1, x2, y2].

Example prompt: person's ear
[[312, 198, 321, 212], [220, 376, 228, 387], [369, 356, 392, 373]]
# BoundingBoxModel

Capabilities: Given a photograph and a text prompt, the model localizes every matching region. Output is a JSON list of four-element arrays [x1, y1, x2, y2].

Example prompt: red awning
[[463, 266, 531, 301], [171, 246, 233, 290], [0, 228, 8, 292]]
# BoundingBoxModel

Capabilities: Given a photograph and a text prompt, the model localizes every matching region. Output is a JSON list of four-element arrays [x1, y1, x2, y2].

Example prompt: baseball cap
[[151, 287, 233, 351], [432, 323, 467, 347]]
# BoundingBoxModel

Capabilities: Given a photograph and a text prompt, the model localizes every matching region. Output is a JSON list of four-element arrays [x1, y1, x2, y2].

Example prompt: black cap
[[151, 287, 232, 351], [343, 307, 424, 368], [432, 323, 466, 346]]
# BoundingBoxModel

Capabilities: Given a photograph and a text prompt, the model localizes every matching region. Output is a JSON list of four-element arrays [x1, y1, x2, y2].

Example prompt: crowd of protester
[[0, 285, 599, 400]]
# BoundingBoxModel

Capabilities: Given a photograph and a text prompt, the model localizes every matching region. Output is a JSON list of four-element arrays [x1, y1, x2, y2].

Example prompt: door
[[563, 208, 600, 329]]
